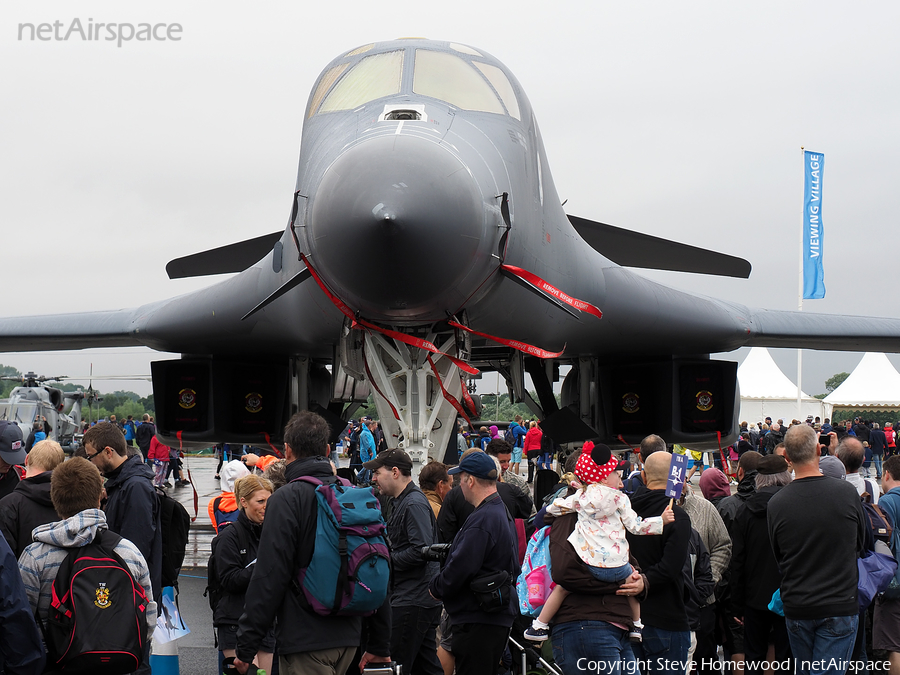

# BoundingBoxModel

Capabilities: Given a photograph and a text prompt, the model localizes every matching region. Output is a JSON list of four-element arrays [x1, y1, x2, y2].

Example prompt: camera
[[420, 543, 451, 563], [819, 435, 830, 447], [363, 662, 402, 674]]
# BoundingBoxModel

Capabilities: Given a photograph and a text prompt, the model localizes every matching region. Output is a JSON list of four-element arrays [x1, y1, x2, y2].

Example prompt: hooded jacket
[[18, 508, 157, 627], [236, 455, 390, 662], [626, 485, 691, 632], [103, 454, 162, 602], [729, 485, 784, 615], [715, 470, 757, 535], [0, 471, 58, 559]]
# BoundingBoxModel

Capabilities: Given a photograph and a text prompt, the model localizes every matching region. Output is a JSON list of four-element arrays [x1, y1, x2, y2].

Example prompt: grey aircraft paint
[[0, 40, 896, 448]]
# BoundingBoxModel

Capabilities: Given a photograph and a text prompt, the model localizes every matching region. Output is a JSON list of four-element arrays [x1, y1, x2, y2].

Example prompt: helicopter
[[0, 372, 88, 453]]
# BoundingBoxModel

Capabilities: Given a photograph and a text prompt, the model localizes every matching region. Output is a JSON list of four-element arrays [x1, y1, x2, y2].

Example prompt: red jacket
[[148, 436, 170, 461]]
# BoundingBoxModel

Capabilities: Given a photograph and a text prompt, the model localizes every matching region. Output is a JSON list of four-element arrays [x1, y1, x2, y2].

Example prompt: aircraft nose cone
[[308, 135, 484, 318]]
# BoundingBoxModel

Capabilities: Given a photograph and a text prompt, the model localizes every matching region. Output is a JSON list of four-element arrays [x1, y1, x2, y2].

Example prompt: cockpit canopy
[[307, 42, 521, 120]]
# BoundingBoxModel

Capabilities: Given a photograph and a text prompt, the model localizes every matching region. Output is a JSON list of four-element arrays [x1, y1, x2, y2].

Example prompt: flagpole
[[797, 146, 804, 421]]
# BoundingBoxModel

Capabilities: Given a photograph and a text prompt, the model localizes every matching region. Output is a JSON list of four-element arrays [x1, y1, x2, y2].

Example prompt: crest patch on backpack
[[94, 582, 112, 609]]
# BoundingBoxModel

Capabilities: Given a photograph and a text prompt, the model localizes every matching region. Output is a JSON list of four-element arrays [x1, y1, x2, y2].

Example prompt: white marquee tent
[[738, 347, 832, 424], [824, 352, 900, 409]]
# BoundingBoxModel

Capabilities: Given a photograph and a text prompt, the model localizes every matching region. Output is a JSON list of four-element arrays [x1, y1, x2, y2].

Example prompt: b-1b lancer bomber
[[2, 39, 899, 463]]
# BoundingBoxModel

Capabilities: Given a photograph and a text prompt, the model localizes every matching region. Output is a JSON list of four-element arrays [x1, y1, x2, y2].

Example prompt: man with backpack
[[83, 422, 163, 608], [235, 411, 391, 675], [18, 456, 156, 673]]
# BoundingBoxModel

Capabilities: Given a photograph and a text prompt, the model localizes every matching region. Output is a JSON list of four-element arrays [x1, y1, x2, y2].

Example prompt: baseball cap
[[363, 448, 413, 473], [0, 421, 25, 465], [819, 455, 846, 480], [448, 451, 499, 481]]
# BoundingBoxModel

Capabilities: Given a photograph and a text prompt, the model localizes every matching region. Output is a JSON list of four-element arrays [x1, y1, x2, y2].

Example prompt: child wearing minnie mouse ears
[[524, 443, 674, 643]]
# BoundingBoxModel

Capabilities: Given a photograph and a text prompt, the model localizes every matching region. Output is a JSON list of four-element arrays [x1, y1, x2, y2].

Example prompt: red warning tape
[[617, 434, 636, 452], [362, 343, 402, 421], [448, 320, 565, 359], [426, 355, 473, 428], [501, 264, 602, 319], [301, 254, 478, 375], [260, 432, 284, 459]]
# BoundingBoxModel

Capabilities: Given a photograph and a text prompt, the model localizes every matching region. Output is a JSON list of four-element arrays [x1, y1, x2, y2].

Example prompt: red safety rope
[[301, 254, 478, 375], [501, 264, 603, 319], [362, 343, 402, 421], [260, 432, 284, 459], [448, 320, 565, 359], [426, 355, 474, 428]]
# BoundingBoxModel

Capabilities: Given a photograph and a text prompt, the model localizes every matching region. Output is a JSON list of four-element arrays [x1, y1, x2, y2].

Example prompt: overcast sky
[[1, 1, 898, 397]]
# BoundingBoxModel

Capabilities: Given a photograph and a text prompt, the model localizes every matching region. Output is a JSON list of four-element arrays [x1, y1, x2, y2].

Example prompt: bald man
[[627, 451, 692, 673]]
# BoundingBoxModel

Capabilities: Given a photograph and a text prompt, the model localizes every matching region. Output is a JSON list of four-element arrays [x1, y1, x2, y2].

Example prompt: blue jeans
[[873, 454, 883, 477], [633, 625, 690, 675], [551, 621, 638, 675], [588, 563, 633, 583], [786, 615, 858, 675]]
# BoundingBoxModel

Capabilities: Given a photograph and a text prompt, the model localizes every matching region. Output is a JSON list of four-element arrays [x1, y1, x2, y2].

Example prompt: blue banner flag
[[665, 452, 688, 500], [803, 150, 825, 299]]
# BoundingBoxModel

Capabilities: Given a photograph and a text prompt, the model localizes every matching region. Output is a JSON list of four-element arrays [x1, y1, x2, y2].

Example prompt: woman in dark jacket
[[729, 455, 793, 673], [214, 474, 275, 672]]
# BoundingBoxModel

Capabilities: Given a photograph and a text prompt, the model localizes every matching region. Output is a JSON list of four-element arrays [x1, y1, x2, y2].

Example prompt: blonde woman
[[213, 474, 275, 673]]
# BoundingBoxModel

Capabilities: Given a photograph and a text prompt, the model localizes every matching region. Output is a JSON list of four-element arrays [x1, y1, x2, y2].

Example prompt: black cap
[[363, 448, 413, 472]]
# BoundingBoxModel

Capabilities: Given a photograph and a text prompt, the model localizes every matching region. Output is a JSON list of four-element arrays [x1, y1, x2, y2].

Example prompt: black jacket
[[767, 475, 866, 620], [386, 481, 440, 607], [764, 429, 784, 455], [683, 528, 714, 631], [730, 485, 784, 615], [135, 422, 156, 453], [626, 485, 692, 632], [715, 470, 757, 536], [236, 456, 390, 662], [213, 510, 263, 626], [0, 471, 58, 559], [103, 454, 162, 602], [437, 480, 532, 543], [0, 535, 45, 674], [870, 429, 888, 455], [429, 491, 519, 627]]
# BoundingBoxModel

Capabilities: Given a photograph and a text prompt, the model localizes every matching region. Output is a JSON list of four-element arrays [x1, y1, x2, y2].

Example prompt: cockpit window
[[319, 50, 403, 114], [473, 62, 520, 120], [450, 43, 482, 57], [413, 50, 504, 115], [345, 43, 373, 57], [307, 63, 349, 118]]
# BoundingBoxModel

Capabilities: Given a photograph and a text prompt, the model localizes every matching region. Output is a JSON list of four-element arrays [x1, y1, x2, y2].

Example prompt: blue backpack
[[293, 476, 391, 616], [516, 525, 554, 618]]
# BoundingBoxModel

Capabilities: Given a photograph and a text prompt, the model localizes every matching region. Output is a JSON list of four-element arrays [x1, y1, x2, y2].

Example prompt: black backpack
[[155, 487, 191, 590], [861, 484, 893, 549], [45, 530, 149, 674], [204, 522, 250, 614]]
